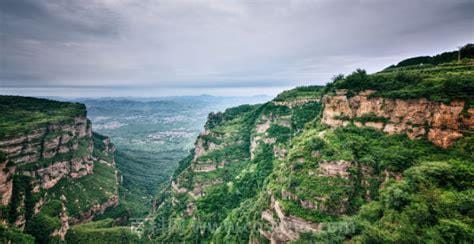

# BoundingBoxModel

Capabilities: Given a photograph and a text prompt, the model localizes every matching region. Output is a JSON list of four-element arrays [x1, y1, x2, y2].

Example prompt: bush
[[267, 124, 291, 143], [26, 214, 61, 244], [273, 85, 324, 101], [0, 224, 35, 243], [353, 160, 474, 243]]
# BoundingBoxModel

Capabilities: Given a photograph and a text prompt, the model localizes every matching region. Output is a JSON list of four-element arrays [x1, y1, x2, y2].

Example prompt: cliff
[[151, 48, 473, 243], [0, 96, 119, 241], [321, 89, 473, 148], [0, 115, 93, 205]]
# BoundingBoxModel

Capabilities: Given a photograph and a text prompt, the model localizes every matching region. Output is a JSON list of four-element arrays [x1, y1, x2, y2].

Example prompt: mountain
[[74, 95, 271, 219], [0, 45, 472, 243], [0, 97, 137, 243], [0, 94, 272, 243], [148, 45, 474, 242]]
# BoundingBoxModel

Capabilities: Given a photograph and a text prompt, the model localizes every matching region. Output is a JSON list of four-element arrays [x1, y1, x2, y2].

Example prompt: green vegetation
[[66, 218, 142, 243], [26, 208, 61, 244], [92, 132, 114, 163], [80, 96, 269, 225], [352, 113, 389, 124], [291, 102, 322, 131], [267, 124, 291, 143], [353, 159, 473, 243], [0, 96, 86, 137], [152, 103, 275, 241], [8, 175, 35, 224], [150, 46, 473, 243], [281, 200, 339, 223], [328, 62, 474, 103], [1, 46, 472, 243], [0, 96, 141, 243], [388, 43, 474, 68], [47, 161, 117, 218], [0, 151, 6, 162], [0, 224, 35, 243], [17, 137, 91, 171], [273, 85, 324, 101]]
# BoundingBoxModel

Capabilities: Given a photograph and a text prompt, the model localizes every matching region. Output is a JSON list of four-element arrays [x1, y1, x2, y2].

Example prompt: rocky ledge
[[0, 116, 94, 205], [321, 90, 473, 148]]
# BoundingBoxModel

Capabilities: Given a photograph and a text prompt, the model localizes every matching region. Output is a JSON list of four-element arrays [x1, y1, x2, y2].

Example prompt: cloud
[[1, 0, 473, 93]]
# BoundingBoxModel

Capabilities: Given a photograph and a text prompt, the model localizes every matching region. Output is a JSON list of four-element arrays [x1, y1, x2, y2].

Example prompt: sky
[[0, 0, 473, 97]]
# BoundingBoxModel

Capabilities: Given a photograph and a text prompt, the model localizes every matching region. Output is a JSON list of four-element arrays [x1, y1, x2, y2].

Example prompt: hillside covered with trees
[[148, 45, 474, 243], [0, 45, 473, 243]]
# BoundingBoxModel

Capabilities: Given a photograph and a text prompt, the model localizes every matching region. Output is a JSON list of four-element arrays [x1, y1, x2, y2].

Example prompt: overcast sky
[[0, 0, 473, 96]]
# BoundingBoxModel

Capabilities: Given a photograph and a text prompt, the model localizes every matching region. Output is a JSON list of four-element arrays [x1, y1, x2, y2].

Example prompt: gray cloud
[[1, 0, 473, 93]]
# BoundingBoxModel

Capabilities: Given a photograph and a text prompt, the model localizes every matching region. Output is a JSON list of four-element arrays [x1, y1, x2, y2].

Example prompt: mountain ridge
[[0, 96, 136, 243], [148, 45, 474, 243], [0, 44, 473, 243]]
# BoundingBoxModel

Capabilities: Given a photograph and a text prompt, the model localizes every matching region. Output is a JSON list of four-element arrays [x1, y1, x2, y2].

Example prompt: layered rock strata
[[321, 90, 473, 148]]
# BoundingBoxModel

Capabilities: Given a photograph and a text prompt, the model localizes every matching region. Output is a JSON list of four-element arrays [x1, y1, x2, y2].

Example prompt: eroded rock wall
[[321, 90, 473, 148], [0, 116, 94, 205]]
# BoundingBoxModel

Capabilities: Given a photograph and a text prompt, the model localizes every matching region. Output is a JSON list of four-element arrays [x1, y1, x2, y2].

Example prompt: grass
[[66, 218, 142, 243], [0, 224, 35, 243], [92, 132, 114, 163], [0, 96, 86, 138], [47, 162, 117, 218], [328, 62, 474, 103], [280, 199, 339, 223], [273, 86, 325, 102]]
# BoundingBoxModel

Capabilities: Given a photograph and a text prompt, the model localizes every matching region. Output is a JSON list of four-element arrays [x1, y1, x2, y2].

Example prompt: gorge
[[1, 45, 473, 243]]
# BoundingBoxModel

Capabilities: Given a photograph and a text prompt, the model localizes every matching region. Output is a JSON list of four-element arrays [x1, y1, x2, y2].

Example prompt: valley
[[0, 45, 473, 243], [69, 96, 271, 218]]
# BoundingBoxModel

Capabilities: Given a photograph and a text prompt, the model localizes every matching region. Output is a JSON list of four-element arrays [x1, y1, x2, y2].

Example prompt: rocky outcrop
[[189, 179, 223, 199], [250, 114, 290, 160], [322, 90, 473, 148], [318, 160, 351, 178], [0, 98, 122, 241], [51, 199, 70, 240], [28, 158, 93, 192], [171, 181, 188, 194], [260, 195, 321, 242], [193, 130, 223, 162], [0, 117, 91, 164], [0, 161, 15, 205], [69, 195, 119, 225], [0, 116, 94, 205], [192, 163, 222, 172]]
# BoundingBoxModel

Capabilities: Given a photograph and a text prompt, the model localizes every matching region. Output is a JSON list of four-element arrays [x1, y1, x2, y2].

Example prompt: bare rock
[[321, 90, 471, 148], [318, 160, 351, 178]]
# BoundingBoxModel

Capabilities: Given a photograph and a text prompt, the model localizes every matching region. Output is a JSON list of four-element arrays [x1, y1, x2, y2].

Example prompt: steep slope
[[78, 96, 271, 219], [149, 46, 474, 243], [0, 96, 122, 242], [147, 86, 323, 241]]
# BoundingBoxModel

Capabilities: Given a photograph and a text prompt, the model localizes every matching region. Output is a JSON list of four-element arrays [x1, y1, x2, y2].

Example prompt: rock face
[[0, 101, 120, 240], [98, 136, 116, 166], [51, 200, 70, 240], [0, 161, 15, 205], [260, 195, 321, 242], [250, 114, 291, 160], [318, 160, 351, 178], [193, 130, 223, 162], [0, 116, 94, 204], [69, 195, 119, 224], [321, 90, 473, 148]]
